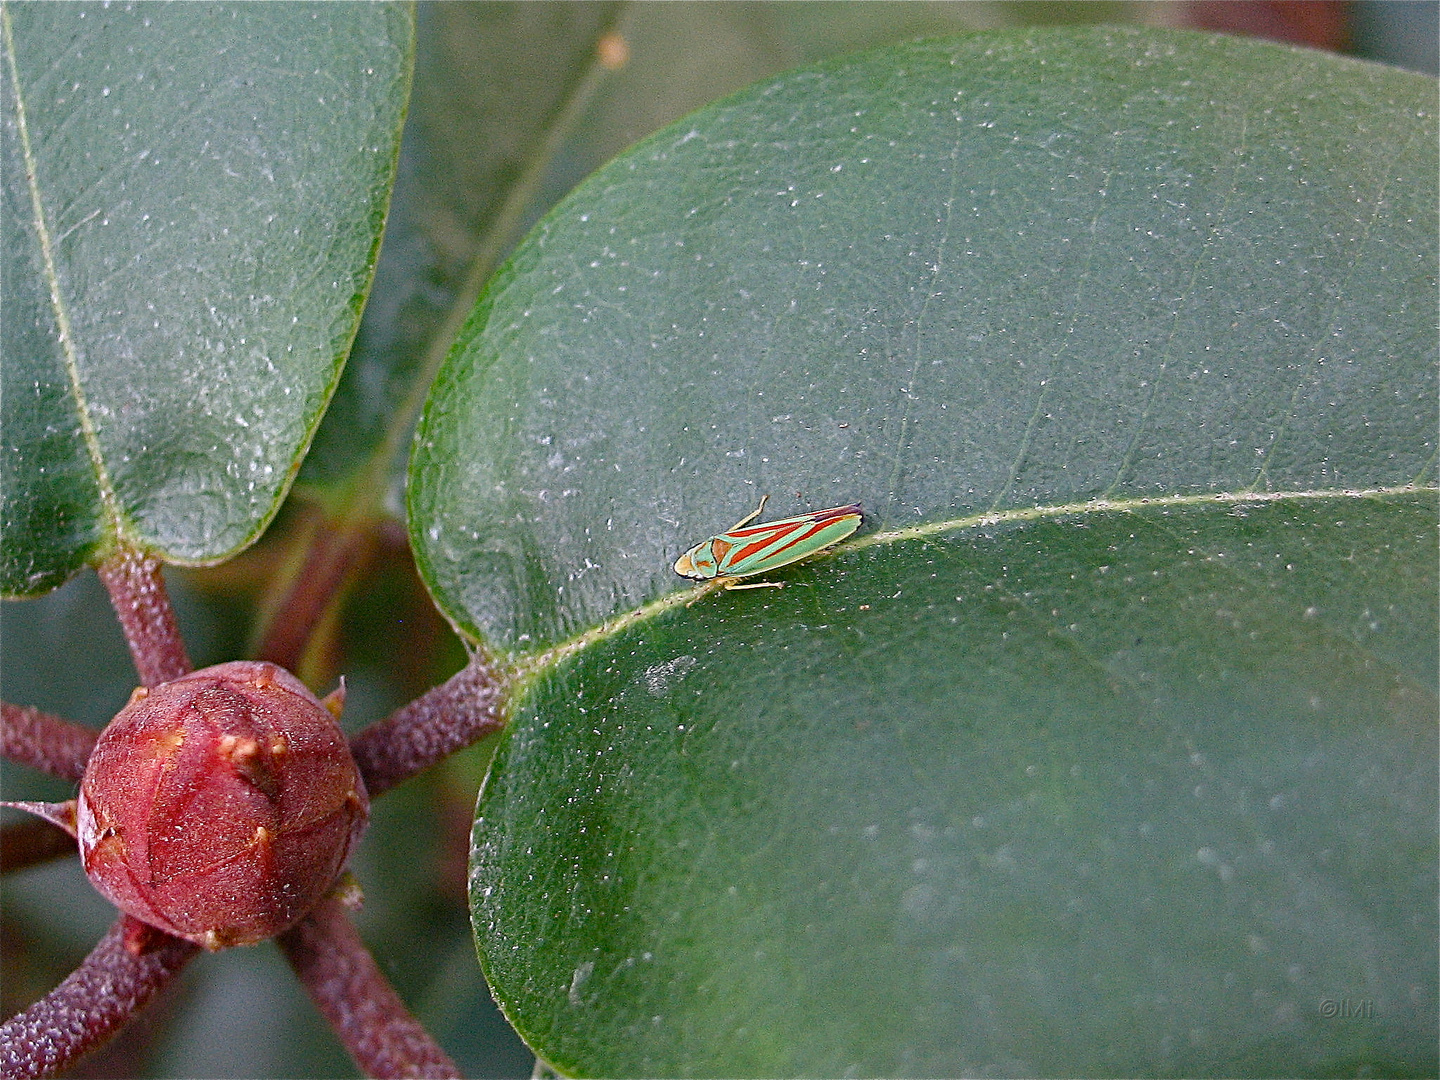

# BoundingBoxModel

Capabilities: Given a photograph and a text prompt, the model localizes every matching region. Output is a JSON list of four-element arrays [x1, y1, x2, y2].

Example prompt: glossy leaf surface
[[476, 492, 1435, 1076], [419, 26, 1439, 1078], [1, 3, 412, 594], [411, 29, 1435, 654]]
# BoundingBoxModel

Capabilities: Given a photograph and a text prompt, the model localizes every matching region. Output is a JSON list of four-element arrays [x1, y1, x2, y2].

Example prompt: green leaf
[[405, 27, 1437, 1076], [411, 29, 1436, 654], [296, 3, 623, 500], [1, 3, 412, 596], [476, 492, 1436, 1076], [298, 0, 1026, 514]]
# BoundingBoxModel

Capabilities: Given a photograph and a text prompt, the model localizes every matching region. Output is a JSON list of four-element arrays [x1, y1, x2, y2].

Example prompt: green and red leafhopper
[[673, 495, 863, 590]]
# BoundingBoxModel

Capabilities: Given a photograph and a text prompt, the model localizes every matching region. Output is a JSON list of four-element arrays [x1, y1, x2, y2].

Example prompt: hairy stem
[[278, 896, 460, 1080], [347, 657, 506, 798], [0, 702, 97, 781], [95, 547, 191, 687], [0, 916, 197, 1080]]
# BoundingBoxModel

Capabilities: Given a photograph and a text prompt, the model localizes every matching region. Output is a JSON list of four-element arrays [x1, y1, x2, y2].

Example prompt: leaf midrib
[[502, 482, 1437, 688], [3, 2, 125, 549]]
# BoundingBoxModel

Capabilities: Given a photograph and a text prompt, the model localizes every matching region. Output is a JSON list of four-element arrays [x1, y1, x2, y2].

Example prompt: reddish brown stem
[[1, 701, 97, 781], [0, 817, 77, 872], [0, 915, 197, 1080], [278, 896, 460, 1080], [1184, 0, 1350, 51], [96, 548, 192, 687], [254, 515, 377, 673], [348, 658, 506, 798]]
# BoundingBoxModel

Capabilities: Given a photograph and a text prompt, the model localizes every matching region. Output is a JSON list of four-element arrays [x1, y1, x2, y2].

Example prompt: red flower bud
[[77, 661, 368, 950]]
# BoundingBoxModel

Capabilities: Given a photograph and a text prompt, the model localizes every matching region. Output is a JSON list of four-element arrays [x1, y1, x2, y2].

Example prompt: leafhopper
[[673, 496, 863, 590]]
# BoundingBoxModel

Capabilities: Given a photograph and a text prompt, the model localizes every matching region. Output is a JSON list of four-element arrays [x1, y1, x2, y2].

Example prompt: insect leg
[[728, 494, 770, 532]]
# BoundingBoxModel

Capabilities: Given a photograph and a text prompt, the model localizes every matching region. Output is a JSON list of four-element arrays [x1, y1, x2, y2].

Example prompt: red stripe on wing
[[719, 504, 862, 572], [726, 504, 861, 540], [728, 518, 821, 565]]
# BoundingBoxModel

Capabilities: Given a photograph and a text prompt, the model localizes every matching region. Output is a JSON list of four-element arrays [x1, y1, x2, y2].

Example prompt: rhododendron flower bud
[[77, 661, 368, 950]]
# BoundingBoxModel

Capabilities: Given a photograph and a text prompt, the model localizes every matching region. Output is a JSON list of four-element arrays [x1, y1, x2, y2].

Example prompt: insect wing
[[714, 503, 862, 578]]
